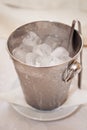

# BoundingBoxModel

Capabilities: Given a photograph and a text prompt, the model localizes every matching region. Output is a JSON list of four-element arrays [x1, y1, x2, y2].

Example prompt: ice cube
[[25, 52, 39, 66], [49, 57, 63, 66], [59, 53, 71, 61], [51, 47, 69, 59], [45, 35, 60, 50], [12, 46, 27, 62], [33, 43, 52, 56], [20, 44, 33, 53], [36, 56, 51, 67], [22, 31, 41, 47]]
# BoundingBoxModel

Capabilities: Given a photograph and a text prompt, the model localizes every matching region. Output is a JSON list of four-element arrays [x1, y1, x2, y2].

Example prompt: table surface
[[0, 39, 87, 130]]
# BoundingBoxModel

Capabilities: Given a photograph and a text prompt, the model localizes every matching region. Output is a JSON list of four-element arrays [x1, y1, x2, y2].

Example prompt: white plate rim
[[11, 103, 80, 121]]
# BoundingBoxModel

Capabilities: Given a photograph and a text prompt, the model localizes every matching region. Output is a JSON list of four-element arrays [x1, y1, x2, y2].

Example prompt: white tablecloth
[[0, 39, 87, 130]]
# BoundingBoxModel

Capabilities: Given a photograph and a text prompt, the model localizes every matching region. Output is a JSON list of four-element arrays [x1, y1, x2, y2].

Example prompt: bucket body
[[7, 21, 82, 110]]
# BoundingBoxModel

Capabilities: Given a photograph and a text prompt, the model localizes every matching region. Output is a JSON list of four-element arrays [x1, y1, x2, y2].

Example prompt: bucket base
[[25, 97, 67, 111], [10, 79, 80, 121]]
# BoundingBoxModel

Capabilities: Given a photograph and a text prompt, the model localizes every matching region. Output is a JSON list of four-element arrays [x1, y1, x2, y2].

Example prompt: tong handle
[[77, 20, 83, 89]]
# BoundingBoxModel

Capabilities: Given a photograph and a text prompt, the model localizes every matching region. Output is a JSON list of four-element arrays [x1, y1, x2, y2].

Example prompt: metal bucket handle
[[63, 20, 82, 88]]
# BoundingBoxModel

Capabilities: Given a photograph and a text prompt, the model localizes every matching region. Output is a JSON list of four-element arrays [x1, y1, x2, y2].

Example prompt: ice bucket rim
[[7, 20, 83, 68]]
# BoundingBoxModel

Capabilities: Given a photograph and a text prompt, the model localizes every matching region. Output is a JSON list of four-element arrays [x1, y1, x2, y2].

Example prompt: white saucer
[[11, 79, 79, 121], [11, 103, 79, 121]]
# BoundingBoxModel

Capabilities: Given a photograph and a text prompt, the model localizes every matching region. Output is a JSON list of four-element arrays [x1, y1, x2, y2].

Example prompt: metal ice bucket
[[7, 21, 83, 110]]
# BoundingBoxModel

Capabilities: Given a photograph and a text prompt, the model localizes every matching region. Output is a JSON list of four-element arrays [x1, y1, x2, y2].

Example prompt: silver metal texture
[[7, 21, 83, 110]]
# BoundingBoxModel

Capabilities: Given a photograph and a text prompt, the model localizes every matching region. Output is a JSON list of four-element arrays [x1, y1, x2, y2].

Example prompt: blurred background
[[0, 0, 87, 45]]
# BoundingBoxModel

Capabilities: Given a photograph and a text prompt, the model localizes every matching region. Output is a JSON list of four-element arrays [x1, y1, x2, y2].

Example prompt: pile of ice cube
[[12, 31, 71, 67]]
